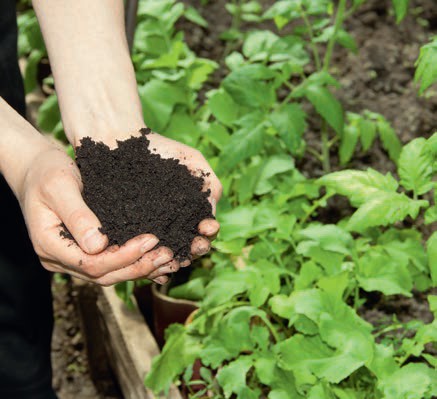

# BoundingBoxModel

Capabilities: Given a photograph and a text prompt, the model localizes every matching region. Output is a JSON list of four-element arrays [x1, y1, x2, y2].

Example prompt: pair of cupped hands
[[20, 131, 222, 286]]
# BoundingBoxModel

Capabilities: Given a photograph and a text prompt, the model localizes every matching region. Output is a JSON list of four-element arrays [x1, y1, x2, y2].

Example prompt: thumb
[[46, 176, 108, 254]]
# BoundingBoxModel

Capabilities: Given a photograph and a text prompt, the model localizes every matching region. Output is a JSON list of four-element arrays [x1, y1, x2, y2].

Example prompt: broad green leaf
[[275, 333, 371, 384], [305, 85, 344, 136], [319, 168, 398, 207], [204, 122, 231, 150], [218, 112, 267, 172], [217, 356, 253, 398], [37, 94, 61, 132], [298, 225, 353, 255], [347, 192, 428, 232], [164, 108, 201, 146], [398, 138, 434, 196], [379, 363, 435, 399], [339, 124, 359, 165], [145, 324, 201, 394], [377, 118, 402, 163], [427, 231, 437, 285], [243, 30, 279, 59], [415, 37, 437, 95], [139, 79, 188, 132], [114, 281, 135, 310], [357, 249, 413, 296], [392, 0, 409, 23], [255, 155, 295, 195], [223, 64, 276, 108], [207, 89, 239, 126], [270, 103, 307, 154]]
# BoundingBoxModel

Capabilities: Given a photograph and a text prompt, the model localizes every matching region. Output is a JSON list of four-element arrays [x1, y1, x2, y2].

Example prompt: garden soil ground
[[49, 0, 437, 396]]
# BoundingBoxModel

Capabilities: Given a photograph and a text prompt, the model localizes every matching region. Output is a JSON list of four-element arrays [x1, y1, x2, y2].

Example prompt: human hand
[[16, 142, 176, 285], [83, 129, 222, 270], [146, 131, 222, 268]]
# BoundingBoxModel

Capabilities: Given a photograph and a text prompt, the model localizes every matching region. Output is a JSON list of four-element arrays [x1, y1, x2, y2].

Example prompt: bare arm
[[0, 97, 173, 285], [32, 0, 222, 257], [32, 0, 143, 146]]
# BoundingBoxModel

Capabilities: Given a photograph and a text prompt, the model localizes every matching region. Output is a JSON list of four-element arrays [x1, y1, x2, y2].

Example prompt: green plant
[[146, 132, 437, 398]]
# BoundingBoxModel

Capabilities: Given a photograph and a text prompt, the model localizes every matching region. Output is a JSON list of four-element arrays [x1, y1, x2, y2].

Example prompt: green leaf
[[216, 355, 253, 398], [24, 49, 44, 94], [319, 168, 398, 207], [37, 94, 62, 132], [398, 138, 434, 196], [347, 192, 428, 232], [139, 79, 188, 132], [145, 324, 201, 394], [304, 85, 344, 136], [415, 37, 437, 95], [218, 112, 267, 172], [164, 108, 201, 147], [379, 363, 435, 399], [114, 281, 136, 310], [392, 0, 409, 23], [184, 6, 208, 27], [377, 118, 402, 163], [339, 124, 359, 165], [207, 89, 239, 126], [243, 30, 279, 59], [427, 231, 437, 285], [223, 64, 276, 108], [270, 103, 307, 154], [359, 117, 377, 152], [255, 155, 295, 195], [357, 249, 413, 296], [275, 333, 371, 384]]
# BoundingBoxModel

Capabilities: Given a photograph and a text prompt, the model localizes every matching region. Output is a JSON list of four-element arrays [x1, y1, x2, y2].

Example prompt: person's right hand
[[17, 142, 177, 286]]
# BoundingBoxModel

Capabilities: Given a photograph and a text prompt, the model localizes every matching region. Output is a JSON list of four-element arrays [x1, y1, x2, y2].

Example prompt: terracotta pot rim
[[151, 282, 199, 307]]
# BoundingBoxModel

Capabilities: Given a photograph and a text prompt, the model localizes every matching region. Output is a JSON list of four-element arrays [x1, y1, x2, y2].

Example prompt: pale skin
[[0, 0, 221, 286]]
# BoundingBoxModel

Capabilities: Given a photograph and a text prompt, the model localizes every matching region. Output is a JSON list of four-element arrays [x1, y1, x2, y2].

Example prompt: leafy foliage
[[19, 0, 437, 398]]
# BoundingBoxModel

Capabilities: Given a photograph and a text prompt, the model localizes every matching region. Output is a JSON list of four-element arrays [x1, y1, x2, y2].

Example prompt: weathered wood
[[74, 279, 182, 399]]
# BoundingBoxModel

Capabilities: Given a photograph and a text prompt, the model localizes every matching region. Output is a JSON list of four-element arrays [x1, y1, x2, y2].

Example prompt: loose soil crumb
[[74, 128, 213, 260]]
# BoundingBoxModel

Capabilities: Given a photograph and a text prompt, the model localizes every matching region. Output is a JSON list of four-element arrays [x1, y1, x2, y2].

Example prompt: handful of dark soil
[[72, 128, 213, 260]]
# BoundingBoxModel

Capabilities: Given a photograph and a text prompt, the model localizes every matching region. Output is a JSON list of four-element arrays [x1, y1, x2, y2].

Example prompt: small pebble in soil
[[63, 128, 213, 261]]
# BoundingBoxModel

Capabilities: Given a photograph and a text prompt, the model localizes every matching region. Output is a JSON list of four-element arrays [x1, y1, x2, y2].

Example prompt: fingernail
[[83, 228, 105, 253], [153, 253, 172, 268], [141, 237, 159, 253], [197, 244, 211, 256], [153, 276, 169, 285]]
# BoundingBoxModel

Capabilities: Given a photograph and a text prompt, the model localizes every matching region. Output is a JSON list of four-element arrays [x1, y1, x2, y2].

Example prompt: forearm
[[32, 0, 144, 146], [0, 97, 52, 196]]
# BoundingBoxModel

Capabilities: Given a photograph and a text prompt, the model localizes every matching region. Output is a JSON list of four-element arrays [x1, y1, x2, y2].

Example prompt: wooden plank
[[74, 279, 181, 399]]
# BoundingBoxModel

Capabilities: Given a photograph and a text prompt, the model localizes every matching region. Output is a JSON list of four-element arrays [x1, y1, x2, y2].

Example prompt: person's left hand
[[144, 132, 222, 276]]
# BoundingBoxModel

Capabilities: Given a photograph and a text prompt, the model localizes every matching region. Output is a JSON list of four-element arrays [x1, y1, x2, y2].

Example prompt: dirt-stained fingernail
[[141, 236, 159, 253], [153, 276, 169, 285], [83, 228, 106, 254], [153, 253, 173, 268]]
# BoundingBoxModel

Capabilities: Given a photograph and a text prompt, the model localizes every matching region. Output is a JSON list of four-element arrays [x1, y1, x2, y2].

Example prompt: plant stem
[[299, 6, 321, 70], [323, 0, 347, 71], [321, 121, 331, 173], [299, 191, 334, 226]]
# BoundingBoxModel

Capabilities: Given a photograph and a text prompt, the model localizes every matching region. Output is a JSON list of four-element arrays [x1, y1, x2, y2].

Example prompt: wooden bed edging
[[73, 279, 182, 399]]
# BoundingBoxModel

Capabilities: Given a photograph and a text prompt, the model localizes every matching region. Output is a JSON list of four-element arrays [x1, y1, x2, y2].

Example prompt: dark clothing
[[0, 1, 56, 398]]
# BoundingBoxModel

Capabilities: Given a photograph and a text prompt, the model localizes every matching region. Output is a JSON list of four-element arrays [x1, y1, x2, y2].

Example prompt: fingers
[[42, 228, 161, 277], [191, 236, 211, 258], [43, 174, 107, 254], [95, 247, 174, 286], [198, 219, 220, 238], [147, 259, 180, 280], [41, 246, 174, 286]]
